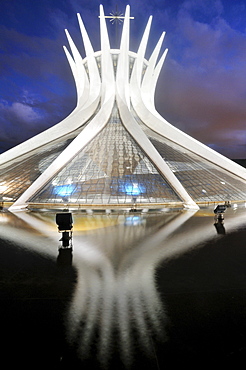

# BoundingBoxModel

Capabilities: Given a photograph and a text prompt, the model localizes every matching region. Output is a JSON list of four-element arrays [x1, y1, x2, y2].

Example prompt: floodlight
[[56, 212, 73, 249], [214, 205, 227, 214], [56, 212, 73, 231]]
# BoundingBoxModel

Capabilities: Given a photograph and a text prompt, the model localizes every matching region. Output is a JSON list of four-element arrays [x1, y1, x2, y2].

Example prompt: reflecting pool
[[1, 205, 246, 368]]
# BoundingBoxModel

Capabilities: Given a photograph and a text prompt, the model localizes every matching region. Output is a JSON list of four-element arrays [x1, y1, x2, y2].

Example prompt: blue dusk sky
[[1, 0, 246, 158]]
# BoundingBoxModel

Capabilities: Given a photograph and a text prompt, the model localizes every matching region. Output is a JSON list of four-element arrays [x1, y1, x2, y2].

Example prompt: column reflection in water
[[66, 211, 195, 367], [3, 206, 246, 367]]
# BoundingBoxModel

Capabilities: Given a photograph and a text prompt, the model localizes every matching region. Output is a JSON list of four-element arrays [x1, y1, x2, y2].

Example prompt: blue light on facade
[[54, 184, 76, 197], [124, 182, 145, 196]]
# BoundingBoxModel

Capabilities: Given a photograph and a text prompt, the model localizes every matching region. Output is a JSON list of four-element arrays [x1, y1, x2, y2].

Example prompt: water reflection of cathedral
[[1, 205, 246, 367]]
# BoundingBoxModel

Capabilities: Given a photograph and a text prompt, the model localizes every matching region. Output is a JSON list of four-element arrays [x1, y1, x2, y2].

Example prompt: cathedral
[[0, 5, 246, 211]]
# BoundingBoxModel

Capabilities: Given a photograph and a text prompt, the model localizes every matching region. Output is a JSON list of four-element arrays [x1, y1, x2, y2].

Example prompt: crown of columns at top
[[63, 5, 167, 91]]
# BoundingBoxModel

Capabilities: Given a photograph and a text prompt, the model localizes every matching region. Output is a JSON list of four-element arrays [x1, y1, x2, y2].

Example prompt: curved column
[[116, 5, 130, 108], [141, 31, 166, 104], [145, 48, 168, 109], [9, 91, 115, 210], [116, 92, 199, 209], [133, 16, 152, 88], [130, 29, 167, 116], [99, 5, 115, 103], [131, 48, 167, 116], [77, 13, 101, 92], [64, 30, 89, 105]]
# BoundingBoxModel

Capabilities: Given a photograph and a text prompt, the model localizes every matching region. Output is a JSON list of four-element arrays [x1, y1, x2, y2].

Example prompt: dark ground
[[157, 226, 246, 367], [1, 226, 246, 368]]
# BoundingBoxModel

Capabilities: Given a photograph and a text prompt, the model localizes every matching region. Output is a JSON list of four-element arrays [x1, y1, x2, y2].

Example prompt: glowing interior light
[[124, 183, 144, 196], [54, 184, 76, 197]]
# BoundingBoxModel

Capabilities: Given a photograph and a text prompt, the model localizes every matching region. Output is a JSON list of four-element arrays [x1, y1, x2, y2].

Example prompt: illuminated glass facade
[[27, 106, 246, 205], [141, 124, 246, 203], [28, 106, 181, 205], [0, 127, 84, 202]]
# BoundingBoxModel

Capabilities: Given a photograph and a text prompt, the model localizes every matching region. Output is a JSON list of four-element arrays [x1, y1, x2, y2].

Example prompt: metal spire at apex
[[0, 5, 246, 211], [99, 6, 134, 23]]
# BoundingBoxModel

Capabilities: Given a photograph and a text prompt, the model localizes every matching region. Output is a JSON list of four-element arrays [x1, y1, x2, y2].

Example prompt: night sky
[[1, 0, 246, 159]]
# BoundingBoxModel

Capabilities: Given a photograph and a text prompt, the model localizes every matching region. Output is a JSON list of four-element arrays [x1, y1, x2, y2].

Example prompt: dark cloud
[[0, 92, 75, 153], [0, 16, 76, 154], [152, 0, 246, 158]]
